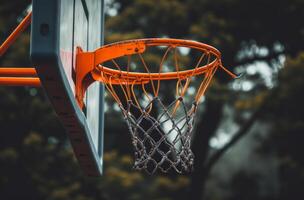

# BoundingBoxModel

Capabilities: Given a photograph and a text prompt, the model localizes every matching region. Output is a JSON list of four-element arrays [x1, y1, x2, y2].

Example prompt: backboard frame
[[30, 0, 104, 176]]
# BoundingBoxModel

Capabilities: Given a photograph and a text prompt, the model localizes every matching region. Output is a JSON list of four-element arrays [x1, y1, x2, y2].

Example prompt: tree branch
[[204, 97, 269, 172], [203, 51, 285, 169], [235, 51, 285, 66]]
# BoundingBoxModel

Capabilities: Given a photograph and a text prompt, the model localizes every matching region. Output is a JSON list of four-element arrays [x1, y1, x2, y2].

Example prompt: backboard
[[30, 0, 104, 176]]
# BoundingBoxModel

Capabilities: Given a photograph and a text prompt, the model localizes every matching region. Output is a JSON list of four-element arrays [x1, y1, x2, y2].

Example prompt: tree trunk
[[189, 98, 224, 200]]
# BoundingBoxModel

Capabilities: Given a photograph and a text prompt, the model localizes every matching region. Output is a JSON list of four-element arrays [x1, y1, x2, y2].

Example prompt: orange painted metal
[[0, 77, 41, 87], [0, 11, 40, 87], [0, 67, 41, 86], [0, 67, 38, 77], [75, 42, 146, 107], [0, 12, 32, 56], [75, 38, 237, 108], [91, 39, 222, 82]]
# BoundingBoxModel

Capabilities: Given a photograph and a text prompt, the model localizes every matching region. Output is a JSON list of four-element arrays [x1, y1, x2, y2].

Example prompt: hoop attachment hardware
[[75, 41, 146, 108]]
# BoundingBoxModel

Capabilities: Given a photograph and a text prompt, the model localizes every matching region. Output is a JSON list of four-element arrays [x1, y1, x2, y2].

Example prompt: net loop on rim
[[88, 38, 237, 174]]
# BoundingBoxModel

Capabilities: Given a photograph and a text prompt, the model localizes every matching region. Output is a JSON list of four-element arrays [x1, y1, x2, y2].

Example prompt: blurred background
[[1, 0, 304, 199]]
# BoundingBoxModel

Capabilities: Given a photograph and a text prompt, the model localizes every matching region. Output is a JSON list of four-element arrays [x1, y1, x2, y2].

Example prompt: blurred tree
[[105, 0, 304, 199], [228, 171, 260, 200], [0, 2, 71, 199], [261, 52, 304, 200], [1, 0, 304, 200], [0, 1, 190, 200]]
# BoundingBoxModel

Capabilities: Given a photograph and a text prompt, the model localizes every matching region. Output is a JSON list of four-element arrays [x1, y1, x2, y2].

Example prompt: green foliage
[[0, 135, 190, 200], [1, 0, 304, 199], [99, 151, 189, 200], [261, 52, 304, 199]]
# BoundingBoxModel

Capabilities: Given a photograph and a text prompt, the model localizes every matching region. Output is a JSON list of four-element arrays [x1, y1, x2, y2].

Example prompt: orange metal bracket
[[75, 42, 146, 108], [0, 77, 40, 87], [0, 12, 41, 87], [0, 12, 32, 56], [1, 11, 239, 110], [0, 67, 37, 77], [0, 68, 41, 86]]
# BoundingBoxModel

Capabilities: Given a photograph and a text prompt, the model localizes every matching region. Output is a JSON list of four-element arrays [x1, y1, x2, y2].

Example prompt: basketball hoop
[[0, 3, 237, 175], [76, 38, 237, 174]]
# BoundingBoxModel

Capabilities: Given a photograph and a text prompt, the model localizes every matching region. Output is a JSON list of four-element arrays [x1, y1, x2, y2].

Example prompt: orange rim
[[90, 38, 227, 83], [75, 38, 237, 108]]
